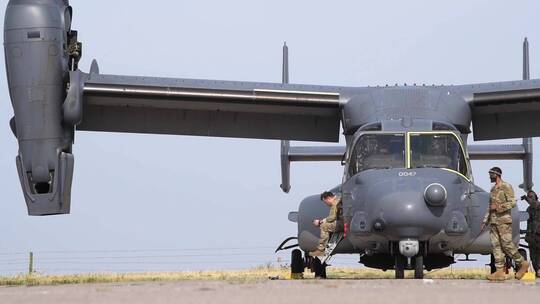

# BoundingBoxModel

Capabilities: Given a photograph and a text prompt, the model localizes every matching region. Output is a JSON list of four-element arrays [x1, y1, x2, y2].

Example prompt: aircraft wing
[[452, 79, 540, 140], [77, 71, 349, 142]]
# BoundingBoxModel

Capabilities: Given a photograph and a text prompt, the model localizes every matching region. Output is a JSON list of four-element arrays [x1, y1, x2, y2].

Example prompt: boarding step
[[320, 233, 344, 264]]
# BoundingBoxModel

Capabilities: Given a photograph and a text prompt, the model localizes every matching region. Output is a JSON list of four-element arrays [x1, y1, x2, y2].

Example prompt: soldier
[[309, 191, 342, 257], [522, 190, 540, 277], [481, 167, 529, 281]]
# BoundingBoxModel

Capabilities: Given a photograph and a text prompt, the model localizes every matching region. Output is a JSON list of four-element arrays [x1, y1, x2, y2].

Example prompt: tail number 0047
[[398, 171, 417, 177]]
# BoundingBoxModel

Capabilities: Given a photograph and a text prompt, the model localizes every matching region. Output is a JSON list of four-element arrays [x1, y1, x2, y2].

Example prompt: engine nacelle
[[4, 0, 76, 215]]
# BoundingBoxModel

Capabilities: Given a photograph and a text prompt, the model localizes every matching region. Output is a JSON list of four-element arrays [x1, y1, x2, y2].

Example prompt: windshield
[[409, 133, 468, 176], [348, 133, 405, 176]]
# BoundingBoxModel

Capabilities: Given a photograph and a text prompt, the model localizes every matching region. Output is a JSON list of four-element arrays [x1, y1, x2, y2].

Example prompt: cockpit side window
[[348, 134, 405, 177], [409, 133, 468, 177]]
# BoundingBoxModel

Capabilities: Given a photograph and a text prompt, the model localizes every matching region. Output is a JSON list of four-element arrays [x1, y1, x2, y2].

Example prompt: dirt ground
[[0, 279, 538, 304]]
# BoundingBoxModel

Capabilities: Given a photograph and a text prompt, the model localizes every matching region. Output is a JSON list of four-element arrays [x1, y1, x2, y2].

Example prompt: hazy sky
[[1, 0, 540, 274]]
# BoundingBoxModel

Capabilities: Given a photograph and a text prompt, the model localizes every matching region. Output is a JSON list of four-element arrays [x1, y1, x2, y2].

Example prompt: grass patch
[[0, 267, 489, 286], [327, 267, 487, 280]]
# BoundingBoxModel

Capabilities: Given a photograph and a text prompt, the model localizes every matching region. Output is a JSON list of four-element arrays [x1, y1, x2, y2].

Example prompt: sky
[[1, 0, 540, 275]]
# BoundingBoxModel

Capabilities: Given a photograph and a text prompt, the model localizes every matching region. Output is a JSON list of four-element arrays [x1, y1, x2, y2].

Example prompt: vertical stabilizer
[[523, 38, 530, 80], [281, 42, 291, 193], [521, 37, 534, 191], [282, 42, 289, 84]]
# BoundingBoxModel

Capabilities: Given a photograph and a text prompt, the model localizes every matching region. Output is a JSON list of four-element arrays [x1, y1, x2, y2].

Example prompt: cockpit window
[[409, 133, 468, 177], [348, 134, 405, 176]]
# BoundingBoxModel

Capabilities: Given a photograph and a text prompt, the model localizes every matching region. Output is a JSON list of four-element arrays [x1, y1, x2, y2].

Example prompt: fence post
[[28, 252, 34, 275]]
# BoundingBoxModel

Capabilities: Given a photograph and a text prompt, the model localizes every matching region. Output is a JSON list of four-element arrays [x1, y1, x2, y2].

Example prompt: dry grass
[[0, 266, 490, 286], [328, 267, 488, 280]]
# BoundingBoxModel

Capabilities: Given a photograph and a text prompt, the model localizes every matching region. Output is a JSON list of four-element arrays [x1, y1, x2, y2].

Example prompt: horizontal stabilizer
[[467, 144, 525, 160], [289, 146, 346, 161], [468, 138, 533, 191], [280, 142, 345, 192]]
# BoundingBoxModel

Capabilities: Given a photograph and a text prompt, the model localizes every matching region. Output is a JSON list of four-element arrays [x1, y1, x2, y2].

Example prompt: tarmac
[[0, 279, 539, 304]]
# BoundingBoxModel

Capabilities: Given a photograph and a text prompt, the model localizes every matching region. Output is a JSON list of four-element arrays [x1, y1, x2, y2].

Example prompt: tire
[[291, 249, 304, 276], [414, 255, 424, 279], [395, 254, 405, 279], [313, 257, 327, 279]]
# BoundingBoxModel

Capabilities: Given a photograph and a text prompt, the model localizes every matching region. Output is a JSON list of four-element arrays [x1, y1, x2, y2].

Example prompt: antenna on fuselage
[[282, 42, 289, 84], [521, 37, 534, 191], [280, 42, 291, 193], [524, 38, 530, 80]]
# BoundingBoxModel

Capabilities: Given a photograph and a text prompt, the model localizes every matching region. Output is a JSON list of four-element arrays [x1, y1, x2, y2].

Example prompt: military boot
[[487, 268, 507, 281], [515, 260, 530, 280]]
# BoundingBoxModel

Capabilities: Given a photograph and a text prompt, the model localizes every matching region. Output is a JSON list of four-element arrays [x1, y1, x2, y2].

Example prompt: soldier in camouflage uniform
[[522, 190, 540, 277], [482, 167, 529, 281], [309, 191, 342, 257]]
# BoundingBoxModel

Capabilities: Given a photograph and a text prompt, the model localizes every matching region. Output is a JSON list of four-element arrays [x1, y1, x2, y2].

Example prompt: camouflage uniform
[[317, 196, 342, 251], [482, 181, 524, 269], [524, 197, 540, 274]]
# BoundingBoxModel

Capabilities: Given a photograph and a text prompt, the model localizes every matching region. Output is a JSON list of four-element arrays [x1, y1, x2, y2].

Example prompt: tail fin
[[280, 42, 291, 192], [468, 38, 533, 191], [522, 38, 533, 191], [279, 43, 345, 192]]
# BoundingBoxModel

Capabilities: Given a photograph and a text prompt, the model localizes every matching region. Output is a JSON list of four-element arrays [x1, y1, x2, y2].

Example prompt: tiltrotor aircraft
[[4, 0, 540, 279]]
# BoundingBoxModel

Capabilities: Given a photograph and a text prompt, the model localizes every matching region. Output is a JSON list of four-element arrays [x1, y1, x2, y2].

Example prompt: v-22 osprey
[[4, 0, 540, 278]]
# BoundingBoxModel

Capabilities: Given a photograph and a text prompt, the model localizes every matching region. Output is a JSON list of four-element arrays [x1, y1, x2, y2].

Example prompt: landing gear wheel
[[395, 254, 406, 279], [414, 255, 424, 279], [312, 257, 327, 279], [290, 249, 304, 279]]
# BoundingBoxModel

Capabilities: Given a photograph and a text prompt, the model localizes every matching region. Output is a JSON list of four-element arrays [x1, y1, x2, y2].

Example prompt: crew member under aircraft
[[309, 191, 343, 257]]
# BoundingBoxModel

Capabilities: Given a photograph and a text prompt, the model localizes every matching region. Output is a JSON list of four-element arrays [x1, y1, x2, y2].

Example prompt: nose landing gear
[[393, 240, 425, 279], [394, 253, 425, 279]]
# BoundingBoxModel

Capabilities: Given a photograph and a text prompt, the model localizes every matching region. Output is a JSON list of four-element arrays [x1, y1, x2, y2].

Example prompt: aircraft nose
[[369, 191, 446, 239]]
